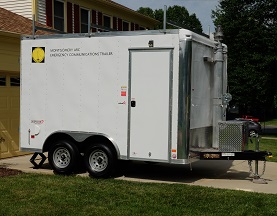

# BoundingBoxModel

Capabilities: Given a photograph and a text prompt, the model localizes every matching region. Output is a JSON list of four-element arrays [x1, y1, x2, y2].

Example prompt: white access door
[[128, 48, 173, 161]]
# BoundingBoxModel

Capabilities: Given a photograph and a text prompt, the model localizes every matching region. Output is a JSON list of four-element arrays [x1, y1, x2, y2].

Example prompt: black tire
[[84, 143, 116, 178], [48, 140, 79, 175]]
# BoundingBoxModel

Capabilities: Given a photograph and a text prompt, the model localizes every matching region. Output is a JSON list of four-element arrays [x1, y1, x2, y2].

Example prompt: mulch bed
[[0, 167, 23, 177]]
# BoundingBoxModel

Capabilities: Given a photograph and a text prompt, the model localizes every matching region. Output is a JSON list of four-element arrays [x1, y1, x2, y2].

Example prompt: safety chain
[[248, 160, 267, 178]]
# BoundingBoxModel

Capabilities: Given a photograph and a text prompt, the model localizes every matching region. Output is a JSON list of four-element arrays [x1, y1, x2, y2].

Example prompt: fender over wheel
[[48, 140, 79, 175], [84, 143, 116, 178]]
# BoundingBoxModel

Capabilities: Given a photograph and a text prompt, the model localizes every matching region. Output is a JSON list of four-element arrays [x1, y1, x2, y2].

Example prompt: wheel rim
[[53, 147, 71, 168], [89, 150, 108, 172], [249, 130, 257, 137]]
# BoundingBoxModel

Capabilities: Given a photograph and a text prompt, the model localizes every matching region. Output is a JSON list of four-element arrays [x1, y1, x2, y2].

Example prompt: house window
[[81, 8, 89, 33], [10, 76, 20, 87], [123, 21, 129, 31], [103, 15, 111, 30], [54, 0, 64, 31], [0, 75, 6, 86]]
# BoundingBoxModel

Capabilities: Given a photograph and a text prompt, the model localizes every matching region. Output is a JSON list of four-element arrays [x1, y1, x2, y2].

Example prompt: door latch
[[131, 100, 136, 107]]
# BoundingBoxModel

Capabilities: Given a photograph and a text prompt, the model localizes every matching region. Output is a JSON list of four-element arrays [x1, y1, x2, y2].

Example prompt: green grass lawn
[[253, 117, 277, 162], [249, 137, 277, 162], [261, 118, 277, 126], [0, 126, 276, 215], [0, 174, 277, 216]]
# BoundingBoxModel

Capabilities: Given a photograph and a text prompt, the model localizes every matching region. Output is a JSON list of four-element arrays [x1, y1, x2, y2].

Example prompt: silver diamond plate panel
[[218, 121, 247, 152]]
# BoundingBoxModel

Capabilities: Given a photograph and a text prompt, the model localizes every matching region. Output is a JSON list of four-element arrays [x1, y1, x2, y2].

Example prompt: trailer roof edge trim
[[178, 29, 215, 48], [21, 29, 180, 40]]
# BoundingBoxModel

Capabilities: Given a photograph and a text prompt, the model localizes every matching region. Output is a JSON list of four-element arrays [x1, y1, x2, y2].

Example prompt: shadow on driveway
[[116, 160, 251, 183], [5, 154, 252, 184]]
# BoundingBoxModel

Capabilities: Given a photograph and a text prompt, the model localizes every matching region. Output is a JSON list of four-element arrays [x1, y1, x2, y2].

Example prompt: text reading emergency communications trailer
[[20, 29, 270, 178]]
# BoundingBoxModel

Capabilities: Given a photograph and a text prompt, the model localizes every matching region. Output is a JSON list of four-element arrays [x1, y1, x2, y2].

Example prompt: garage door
[[0, 74, 28, 159]]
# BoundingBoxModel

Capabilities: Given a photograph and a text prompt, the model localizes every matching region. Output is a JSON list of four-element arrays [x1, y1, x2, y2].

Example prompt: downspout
[[32, 14, 36, 38], [163, 5, 167, 33], [212, 26, 224, 148], [32, 0, 36, 38]]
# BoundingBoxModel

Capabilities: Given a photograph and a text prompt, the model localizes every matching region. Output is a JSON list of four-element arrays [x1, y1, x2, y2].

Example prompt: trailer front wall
[[189, 41, 214, 150], [176, 30, 217, 161]]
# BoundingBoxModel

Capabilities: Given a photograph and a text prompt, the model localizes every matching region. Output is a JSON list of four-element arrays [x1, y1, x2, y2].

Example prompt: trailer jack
[[248, 160, 267, 184], [248, 151, 273, 184], [248, 134, 273, 184]]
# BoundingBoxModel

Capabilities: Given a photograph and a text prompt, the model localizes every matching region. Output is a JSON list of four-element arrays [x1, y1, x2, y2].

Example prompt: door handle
[[131, 100, 136, 107]]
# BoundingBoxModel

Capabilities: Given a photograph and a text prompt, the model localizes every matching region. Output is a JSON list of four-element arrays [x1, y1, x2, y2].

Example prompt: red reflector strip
[[31, 135, 35, 139]]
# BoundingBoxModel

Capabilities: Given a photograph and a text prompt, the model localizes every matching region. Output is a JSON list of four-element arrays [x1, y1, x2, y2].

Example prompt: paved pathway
[[1, 154, 277, 194]]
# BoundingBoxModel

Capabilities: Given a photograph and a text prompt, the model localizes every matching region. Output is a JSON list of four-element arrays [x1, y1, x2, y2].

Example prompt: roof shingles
[[0, 7, 52, 35]]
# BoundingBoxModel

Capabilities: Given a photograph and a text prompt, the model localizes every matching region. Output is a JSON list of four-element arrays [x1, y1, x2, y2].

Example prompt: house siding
[[0, 0, 33, 19], [0, 0, 158, 33]]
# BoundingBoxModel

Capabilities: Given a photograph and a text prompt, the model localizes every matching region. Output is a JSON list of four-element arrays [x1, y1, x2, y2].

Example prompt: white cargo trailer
[[20, 29, 270, 178]]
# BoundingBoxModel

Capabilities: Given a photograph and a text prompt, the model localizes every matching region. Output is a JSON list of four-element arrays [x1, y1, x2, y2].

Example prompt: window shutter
[[118, 18, 122, 31], [98, 12, 102, 32], [113, 17, 117, 30], [98, 12, 102, 25], [67, 2, 73, 33], [91, 9, 96, 32], [74, 4, 80, 33], [46, 0, 53, 27]]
